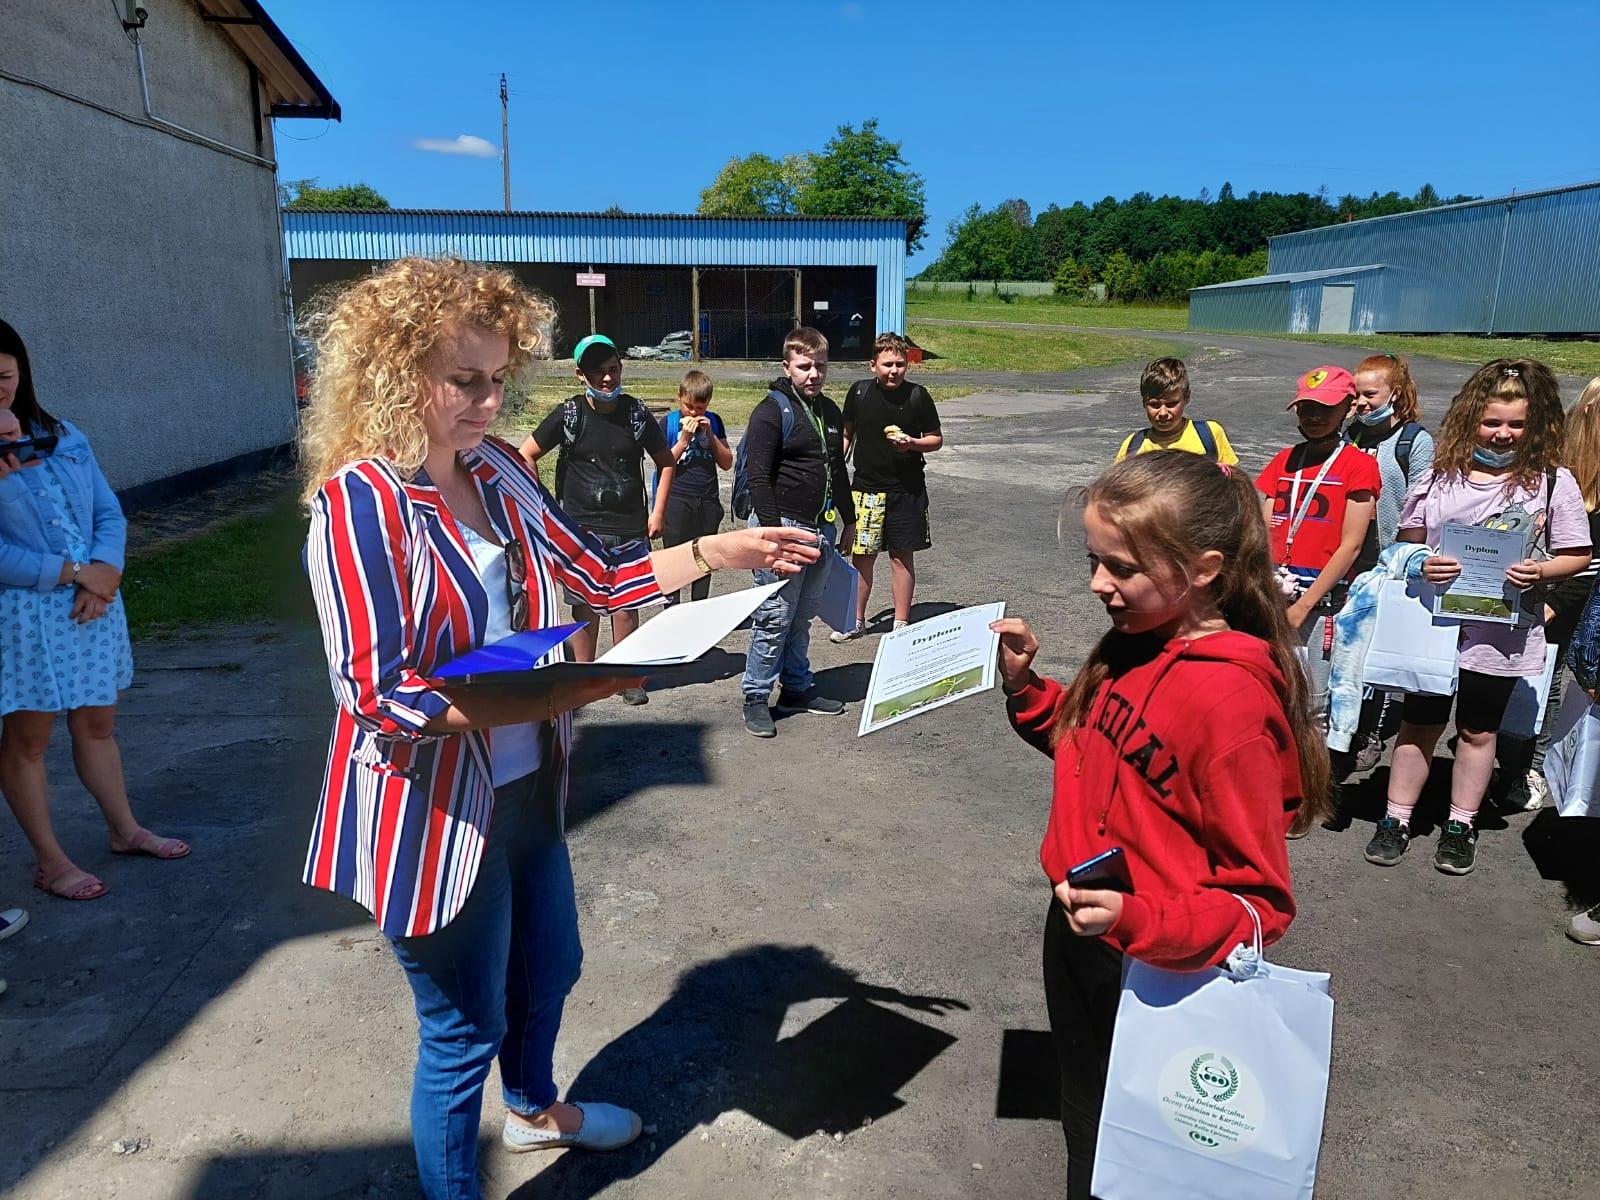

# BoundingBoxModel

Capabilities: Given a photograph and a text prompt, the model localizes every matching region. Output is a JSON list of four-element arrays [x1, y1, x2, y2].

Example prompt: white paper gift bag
[[1362, 576, 1459, 696], [1543, 684, 1600, 818], [1500, 644, 1560, 739], [1092, 900, 1334, 1200]]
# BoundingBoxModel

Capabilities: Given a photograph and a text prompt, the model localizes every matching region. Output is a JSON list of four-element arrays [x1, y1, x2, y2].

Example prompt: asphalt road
[[4, 329, 1598, 1199]]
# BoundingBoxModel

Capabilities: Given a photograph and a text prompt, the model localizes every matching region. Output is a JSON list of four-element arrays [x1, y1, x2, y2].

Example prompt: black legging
[[1042, 899, 1126, 1200]]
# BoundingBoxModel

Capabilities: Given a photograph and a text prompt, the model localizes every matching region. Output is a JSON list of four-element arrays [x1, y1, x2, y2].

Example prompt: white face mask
[[1355, 402, 1395, 427]]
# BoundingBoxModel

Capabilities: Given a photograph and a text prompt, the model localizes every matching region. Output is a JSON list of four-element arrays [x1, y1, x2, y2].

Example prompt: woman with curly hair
[[299, 257, 819, 1199], [1364, 359, 1591, 877], [0, 319, 188, 904]]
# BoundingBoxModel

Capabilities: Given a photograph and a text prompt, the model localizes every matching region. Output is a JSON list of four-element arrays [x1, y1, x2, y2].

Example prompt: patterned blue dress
[[0, 458, 134, 714]]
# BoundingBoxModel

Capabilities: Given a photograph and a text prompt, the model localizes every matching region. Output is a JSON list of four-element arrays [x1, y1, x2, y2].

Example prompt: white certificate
[[1434, 521, 1524, 624], [857, 602, 1005, 737]]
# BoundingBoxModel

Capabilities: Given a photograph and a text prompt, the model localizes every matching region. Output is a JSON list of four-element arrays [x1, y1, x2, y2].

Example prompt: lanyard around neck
[[1285, 447, 1338, 554]]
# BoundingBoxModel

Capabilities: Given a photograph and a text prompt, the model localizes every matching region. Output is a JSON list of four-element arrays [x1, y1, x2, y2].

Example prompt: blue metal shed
[[1190, 265, 1386, 335], [283, 209, 908, 359], [1188, 180, 1600, 335]]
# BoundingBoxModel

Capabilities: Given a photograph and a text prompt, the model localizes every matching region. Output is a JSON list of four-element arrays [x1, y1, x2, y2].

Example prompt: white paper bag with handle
[[1362, 575, 1459, 696], [1542, 684, 1600, 818], [1091, 898, 1334, 1200]]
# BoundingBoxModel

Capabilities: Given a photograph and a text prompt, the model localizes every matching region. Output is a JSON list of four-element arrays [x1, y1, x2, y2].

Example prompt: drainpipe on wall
[[123, 5, 275, 170], [1487, 191, 1515, 336]]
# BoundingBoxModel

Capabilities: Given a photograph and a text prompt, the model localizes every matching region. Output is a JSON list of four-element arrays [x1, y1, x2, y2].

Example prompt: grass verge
[[1245, 332, 1600, 378], [122, 493, 313, 639], [907, 319, 1184, 374], [906, 295, 1191, 331]]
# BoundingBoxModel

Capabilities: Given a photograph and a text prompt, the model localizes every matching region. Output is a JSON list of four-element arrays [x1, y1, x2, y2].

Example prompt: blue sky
[[267, 0, 1600, 271]]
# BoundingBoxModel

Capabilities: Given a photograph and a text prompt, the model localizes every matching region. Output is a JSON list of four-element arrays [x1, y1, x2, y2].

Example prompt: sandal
[[111, 830, 190, 860], [33, 866, 109, 901]]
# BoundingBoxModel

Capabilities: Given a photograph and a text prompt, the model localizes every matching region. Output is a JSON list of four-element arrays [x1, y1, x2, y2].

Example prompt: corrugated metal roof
[[1271, 179, 1600, 241], [285, 207, 907, 224], [1190, 264, 1386, 291]]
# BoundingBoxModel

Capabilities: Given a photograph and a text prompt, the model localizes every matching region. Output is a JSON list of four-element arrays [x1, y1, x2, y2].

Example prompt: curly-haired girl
[[1365, 360, 1591, 876], [298, 257, 820, 1199]]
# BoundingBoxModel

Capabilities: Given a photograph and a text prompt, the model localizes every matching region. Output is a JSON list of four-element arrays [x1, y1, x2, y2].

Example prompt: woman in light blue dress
[[0, 320, 187, 901]]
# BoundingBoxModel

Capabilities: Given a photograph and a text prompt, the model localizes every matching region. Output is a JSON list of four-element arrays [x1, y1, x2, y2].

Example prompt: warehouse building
[[1189, 180, 1600, 336], [2, 0, 337, 502], [284, 210, 908, 361]]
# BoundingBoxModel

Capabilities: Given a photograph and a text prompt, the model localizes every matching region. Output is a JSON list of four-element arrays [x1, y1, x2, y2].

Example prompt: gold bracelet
[[690, 537, 713, 575]]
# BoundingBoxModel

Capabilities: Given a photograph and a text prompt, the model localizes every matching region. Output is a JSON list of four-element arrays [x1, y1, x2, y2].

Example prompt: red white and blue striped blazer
[[302, 435, 661, 938]]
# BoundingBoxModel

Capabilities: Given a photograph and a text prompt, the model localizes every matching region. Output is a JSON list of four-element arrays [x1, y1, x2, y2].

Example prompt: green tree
[[697, 153, 809, 216], [280, 179, 390, 209], [796, 119, 928, 252]]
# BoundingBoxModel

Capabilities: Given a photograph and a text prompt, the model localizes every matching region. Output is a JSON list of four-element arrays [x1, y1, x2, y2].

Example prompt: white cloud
[[412, 134, 498, 159]]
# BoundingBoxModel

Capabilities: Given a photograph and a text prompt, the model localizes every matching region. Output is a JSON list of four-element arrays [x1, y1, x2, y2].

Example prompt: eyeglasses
[[504, 539, 529, 633]]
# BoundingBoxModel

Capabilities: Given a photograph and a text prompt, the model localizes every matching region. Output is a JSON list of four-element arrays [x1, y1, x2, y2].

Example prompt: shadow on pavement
[[811, 663, 874, 705], [1522, 808, 1600, 904], [2, 639, 719, 1196], [510, 943, 966, 1199], [181, 1137, 431, 1200], [995, 1028, 1060, 1121]]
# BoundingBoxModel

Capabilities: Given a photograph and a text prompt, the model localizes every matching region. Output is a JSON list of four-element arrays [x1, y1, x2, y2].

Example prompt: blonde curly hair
[[298, 256, 554, 502]]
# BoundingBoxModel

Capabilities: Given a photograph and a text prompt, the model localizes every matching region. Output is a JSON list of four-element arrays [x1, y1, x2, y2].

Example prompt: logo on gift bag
[[1156, 1046, 1265, 1154], [1189, 1053, 1240, 1102]]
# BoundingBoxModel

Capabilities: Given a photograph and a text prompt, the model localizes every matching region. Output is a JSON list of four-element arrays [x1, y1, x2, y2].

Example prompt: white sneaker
[[829, 626, 864, 644], [893, 619, 909, 631], [503, 1101, 642, 1153], [1505, 768, 1549, 812], [1568, 903, 1600, 945]]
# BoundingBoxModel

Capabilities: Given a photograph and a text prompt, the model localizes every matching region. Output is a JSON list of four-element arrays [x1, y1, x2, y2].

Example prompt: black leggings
[[1042, 899, 1126, 1200]]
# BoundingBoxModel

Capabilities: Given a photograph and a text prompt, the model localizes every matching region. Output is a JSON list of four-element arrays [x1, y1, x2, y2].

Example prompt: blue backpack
[[731, 390, 796, 521]]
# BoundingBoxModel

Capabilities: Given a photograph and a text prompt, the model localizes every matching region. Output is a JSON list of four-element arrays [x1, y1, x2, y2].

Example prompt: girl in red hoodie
[[992, 451, 1332, 1200]]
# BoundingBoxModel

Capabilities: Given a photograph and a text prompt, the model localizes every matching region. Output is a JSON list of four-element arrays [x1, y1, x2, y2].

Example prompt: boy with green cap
[[521, 334, 674, 703]]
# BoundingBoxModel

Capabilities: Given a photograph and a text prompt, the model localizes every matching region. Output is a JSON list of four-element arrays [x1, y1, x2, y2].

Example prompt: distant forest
[[918, 184, 1475, 303]]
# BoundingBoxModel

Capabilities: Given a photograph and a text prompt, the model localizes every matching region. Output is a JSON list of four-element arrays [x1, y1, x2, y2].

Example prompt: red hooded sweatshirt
[[1009, 630, 1300, 971]]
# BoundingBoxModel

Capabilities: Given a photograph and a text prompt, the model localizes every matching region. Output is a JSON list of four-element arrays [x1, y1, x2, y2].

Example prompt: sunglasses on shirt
[[504, 539, 529, 633]]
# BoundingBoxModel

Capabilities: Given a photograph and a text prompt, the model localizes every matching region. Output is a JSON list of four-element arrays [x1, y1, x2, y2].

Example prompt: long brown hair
[[1432, 358, 1564, 493], [1051, 452, 1332, 835], [1561, 377, 1600, 511], [1354, 352, 1420, 425]]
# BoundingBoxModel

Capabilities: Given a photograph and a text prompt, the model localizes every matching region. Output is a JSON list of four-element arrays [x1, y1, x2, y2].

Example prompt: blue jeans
[[388, 772, 583, 1200], [742, 517, 835, 702]]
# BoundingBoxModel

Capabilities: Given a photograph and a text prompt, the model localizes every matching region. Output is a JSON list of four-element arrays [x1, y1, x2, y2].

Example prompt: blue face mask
[[1355, 402, 1394, 427], [585, 384, 622, 406], [1473, 445, 1517, 469]]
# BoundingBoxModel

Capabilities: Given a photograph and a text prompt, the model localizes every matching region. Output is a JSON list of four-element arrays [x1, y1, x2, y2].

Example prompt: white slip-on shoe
[[502, 1101, 642, 1153], [0, 907, 27, 942]]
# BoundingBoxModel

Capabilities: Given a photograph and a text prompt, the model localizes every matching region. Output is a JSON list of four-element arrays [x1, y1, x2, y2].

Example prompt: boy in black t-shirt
[[834, 332, 943, 640], [521, 334, 673, 702], [649, 369, 732, 604]]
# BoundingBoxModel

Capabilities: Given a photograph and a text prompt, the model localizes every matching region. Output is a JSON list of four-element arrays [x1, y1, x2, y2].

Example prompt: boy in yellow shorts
[[832, 333, 943, 640], [1114, 357, 1238, 465]]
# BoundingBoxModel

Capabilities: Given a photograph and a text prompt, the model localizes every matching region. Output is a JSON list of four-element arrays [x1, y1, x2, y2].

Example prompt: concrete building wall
[[0, 1, 295, 493]]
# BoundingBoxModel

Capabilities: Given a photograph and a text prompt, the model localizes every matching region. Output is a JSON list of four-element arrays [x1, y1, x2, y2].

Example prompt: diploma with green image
[[1433, 521, 1524, 624], [857, 602, 1005, 737]]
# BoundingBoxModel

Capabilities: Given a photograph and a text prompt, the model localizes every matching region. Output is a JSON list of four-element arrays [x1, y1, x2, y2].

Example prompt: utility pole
[[499, 73, 511, 212]]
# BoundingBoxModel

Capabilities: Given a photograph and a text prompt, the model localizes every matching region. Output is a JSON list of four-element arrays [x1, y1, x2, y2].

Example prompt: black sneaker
[[774, 688, 846, 716], [743, 700, 776, 738], [1433, 820, 1478, 875], [1363, 816, 1410, 866]]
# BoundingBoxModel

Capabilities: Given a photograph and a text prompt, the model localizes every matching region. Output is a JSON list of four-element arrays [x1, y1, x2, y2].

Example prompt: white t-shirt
[[459, 521, 543, 786]]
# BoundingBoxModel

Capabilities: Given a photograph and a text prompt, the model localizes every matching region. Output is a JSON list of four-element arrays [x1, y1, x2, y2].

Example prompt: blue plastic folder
[[430, 622, 693, 689], [431, 623, 586, 685]]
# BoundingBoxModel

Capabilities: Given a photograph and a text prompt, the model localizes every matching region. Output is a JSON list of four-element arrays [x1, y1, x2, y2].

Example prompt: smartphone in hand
[[0, 435, 57, 464], [1067, 847, 1135, 894]]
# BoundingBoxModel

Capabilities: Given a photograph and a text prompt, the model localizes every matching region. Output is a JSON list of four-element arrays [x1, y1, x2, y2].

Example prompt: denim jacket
[[0, 420, 127, 592]]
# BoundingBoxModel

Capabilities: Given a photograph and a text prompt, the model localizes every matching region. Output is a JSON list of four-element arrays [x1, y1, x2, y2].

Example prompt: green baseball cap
[[573, 334, 618, 367]]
